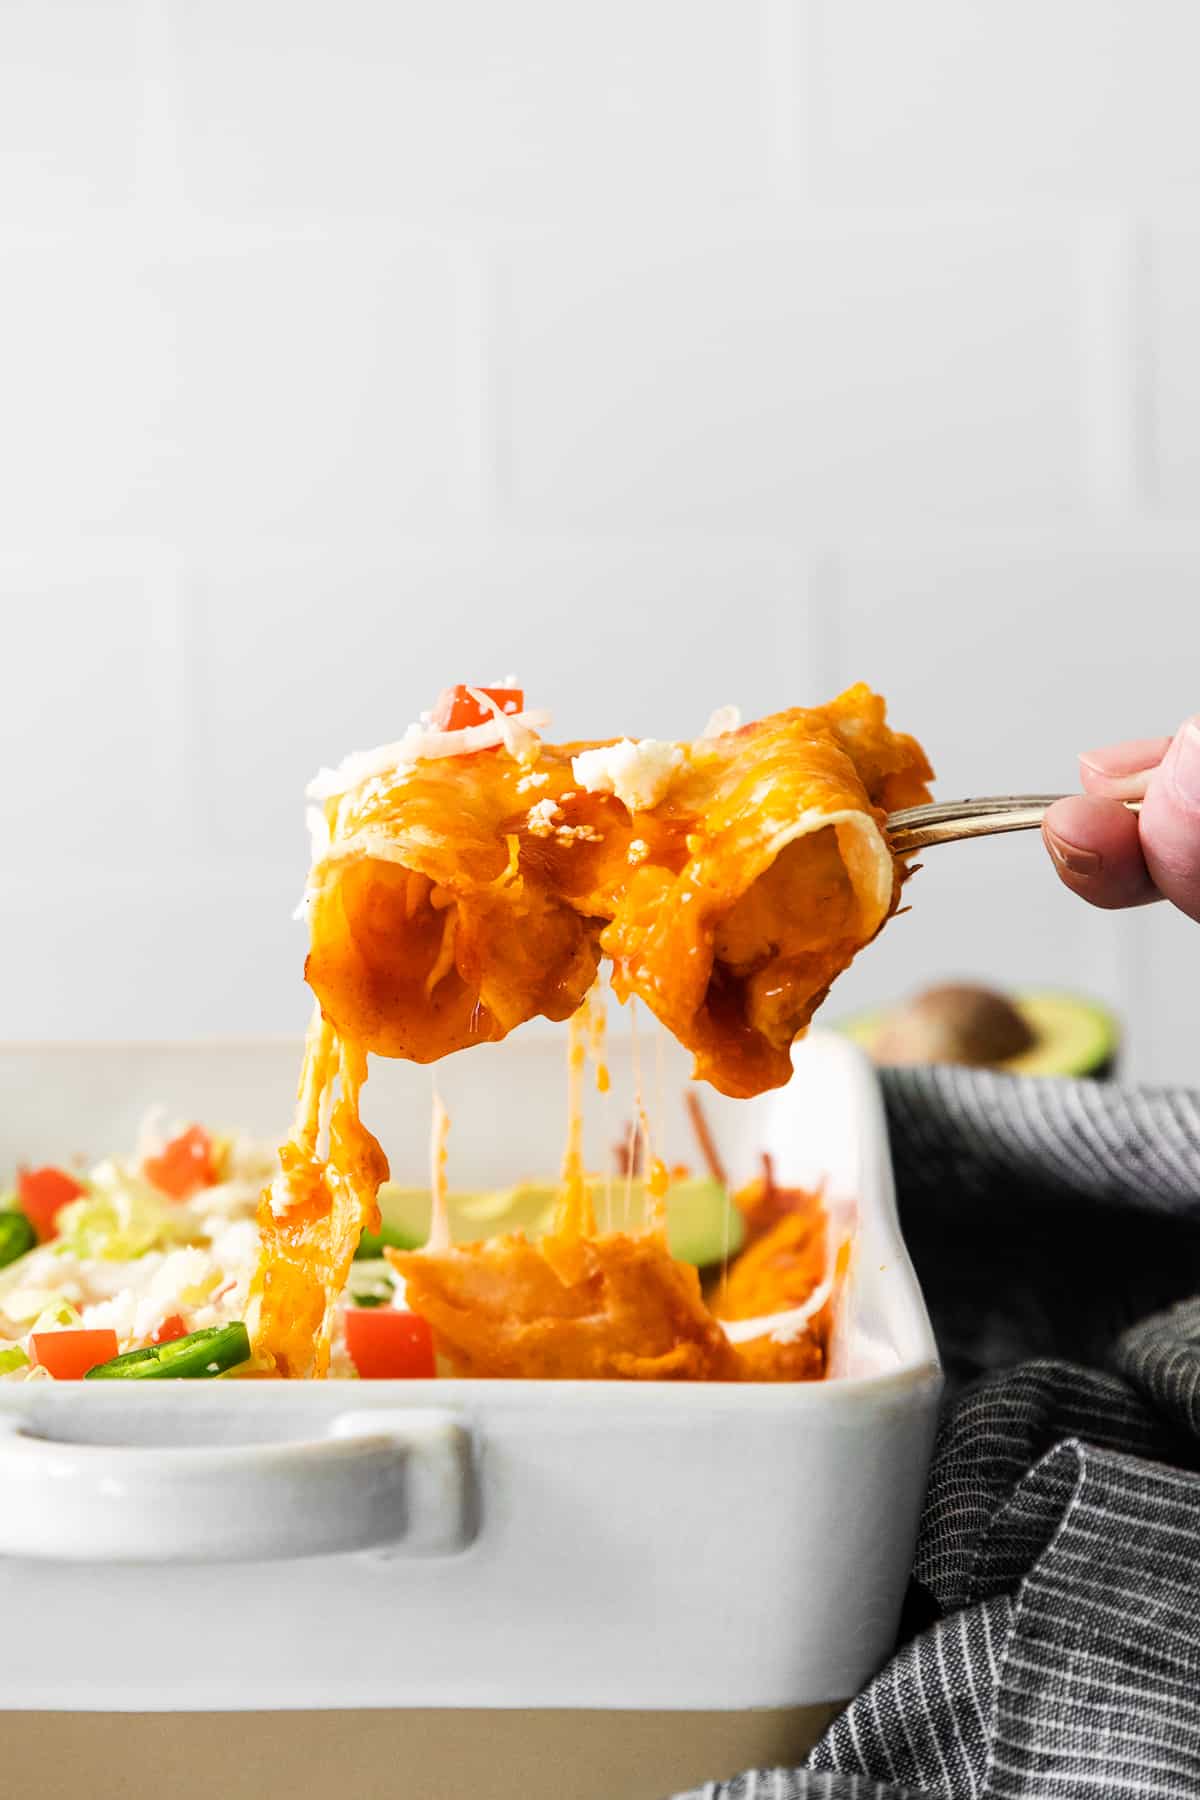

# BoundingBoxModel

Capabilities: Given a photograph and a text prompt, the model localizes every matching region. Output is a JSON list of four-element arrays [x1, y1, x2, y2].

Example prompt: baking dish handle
[[0, 1408, 475, 1564]]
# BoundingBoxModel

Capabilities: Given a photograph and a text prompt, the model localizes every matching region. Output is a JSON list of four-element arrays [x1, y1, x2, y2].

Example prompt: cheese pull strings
[[587, 992, 610, 1095], [248, 1004, 388, 1377], [427, 1087, 451, 1252], [626, 997, 670, 1237], [555, 1002, 597, 1240], [298, 1003, 337, 1153]]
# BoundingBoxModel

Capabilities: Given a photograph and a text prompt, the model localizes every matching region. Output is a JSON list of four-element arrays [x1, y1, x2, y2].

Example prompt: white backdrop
[[1, 1, 1198, 1082]]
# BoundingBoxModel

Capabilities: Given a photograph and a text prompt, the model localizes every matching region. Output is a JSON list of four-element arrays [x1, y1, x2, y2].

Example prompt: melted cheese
[[427, 1090, 451, 1252], [424, 907, 459, 997], [248, 1006, 388, 1377], [557, 1000, 597, 1240], [249, 685, 932, 1376], [587, 990, 610, 1095]]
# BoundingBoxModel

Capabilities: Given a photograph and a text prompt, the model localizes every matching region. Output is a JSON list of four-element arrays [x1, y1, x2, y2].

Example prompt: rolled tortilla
[[252, 683, 931, 1375], [301, 683, 932, 1095]]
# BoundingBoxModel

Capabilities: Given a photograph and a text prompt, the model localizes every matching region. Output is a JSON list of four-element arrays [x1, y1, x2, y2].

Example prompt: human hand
[[1042, 718, 1200, 923]]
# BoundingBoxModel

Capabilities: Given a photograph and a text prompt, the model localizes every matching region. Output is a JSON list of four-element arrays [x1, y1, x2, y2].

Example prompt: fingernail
[[1077, 758, 1155, 800], [1078, 736, 1171, 788], [1078, 751, 1155, 780], [1170, 718, 1200, 806], [1043, 828, 1102, 876]]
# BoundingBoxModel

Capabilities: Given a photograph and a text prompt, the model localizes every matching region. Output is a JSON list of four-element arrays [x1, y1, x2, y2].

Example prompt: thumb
[[1139, 716, 1200, 924]]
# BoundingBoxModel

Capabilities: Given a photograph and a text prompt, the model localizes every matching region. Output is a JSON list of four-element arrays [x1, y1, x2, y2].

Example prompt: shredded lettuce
[[3, 1287, 77, 1324], [54, 1159, 187, 1262], [30, 1299, 82, 1332]]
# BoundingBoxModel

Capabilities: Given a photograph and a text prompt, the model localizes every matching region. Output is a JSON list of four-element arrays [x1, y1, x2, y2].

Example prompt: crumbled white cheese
[[571, 739, 687, 813], [154, 1247, 220, 1305], [526, 798, 562, 837], [628, 838, 650, 864], [516, 770, 549, 793], [80, 1289, 140, 1339], [307, 707, 553, 800], [556, 823, 603, 844], [702, 704, 741, 739], [206, 1217, 259, 1269]]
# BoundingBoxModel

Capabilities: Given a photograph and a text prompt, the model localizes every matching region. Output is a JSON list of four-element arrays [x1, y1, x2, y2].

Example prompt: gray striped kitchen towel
[[670, 1068, 1200, 1800]]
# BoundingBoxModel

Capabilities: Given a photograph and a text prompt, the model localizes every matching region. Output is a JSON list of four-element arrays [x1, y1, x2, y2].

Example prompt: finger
[[1138, 717, 1200, 924], [1078, 735, 1173, 800], [1042, 795, 1159, 910]]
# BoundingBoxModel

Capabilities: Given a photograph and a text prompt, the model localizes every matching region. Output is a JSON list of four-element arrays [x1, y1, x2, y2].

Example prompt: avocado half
[[839, 986, 1119, 1078], [359, 1175, 745, 1269]]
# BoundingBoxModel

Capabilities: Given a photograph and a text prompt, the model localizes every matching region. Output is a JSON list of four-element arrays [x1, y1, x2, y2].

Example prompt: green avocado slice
[[1000, 992, 1119, 1076], [839, 988, 1119, 1077], [361, 1175, 744, 1268]]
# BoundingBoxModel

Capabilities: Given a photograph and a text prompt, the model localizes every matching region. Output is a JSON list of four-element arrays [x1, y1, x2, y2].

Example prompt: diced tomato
[[17, 1166, 87, 1241], [151, 1313, 188, 1347], [344, 1308, 436, 1379], [143, 1125, 215, 1200], [30, 1328, 119, 1380], [430, 684, 524, 733]]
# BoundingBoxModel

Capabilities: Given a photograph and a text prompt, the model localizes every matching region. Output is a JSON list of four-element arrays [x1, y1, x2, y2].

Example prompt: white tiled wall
[[2, 1, 1198, 1085]]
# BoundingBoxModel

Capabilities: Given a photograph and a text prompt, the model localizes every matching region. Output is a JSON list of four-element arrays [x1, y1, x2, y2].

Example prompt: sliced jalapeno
[[0, 1210, 36, 1270], [85, 1322, 251, 1380]]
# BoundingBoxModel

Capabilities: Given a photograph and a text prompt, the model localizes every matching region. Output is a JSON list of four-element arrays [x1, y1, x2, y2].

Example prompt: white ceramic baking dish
[[0, 1028, 939, 1794]]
